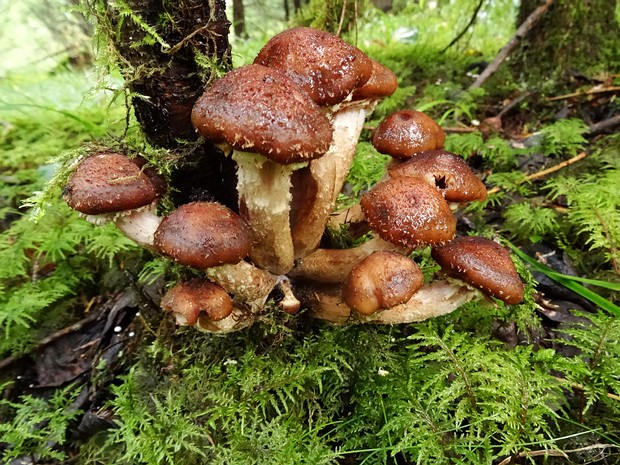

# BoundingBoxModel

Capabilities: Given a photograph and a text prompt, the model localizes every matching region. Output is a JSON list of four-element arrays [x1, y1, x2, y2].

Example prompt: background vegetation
[[1, 0, 619, 463]]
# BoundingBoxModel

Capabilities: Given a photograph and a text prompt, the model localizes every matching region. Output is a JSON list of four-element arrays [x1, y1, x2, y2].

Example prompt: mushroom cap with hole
[[160, 278, 234, 326], [254, 27, 374, 107], [191, 64, 332, 164], [154, 201, 252, 269], [351, 59, 398, 100], [63, 153, 166, 215], [431, 236, 524, 305], [388, 149, 487, 202], [372, 110, 445, 159], [342, 251, 424, 315], [361, 176, 456, 248]]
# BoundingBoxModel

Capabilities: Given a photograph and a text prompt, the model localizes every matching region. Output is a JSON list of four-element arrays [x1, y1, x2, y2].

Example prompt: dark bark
[[94, 0, 237, 208], [104, 0, 232, 149], [512, 0, 620, 83]]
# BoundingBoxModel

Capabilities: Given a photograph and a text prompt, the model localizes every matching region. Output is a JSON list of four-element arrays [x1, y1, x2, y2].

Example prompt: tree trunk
[[512, 0, 620, 83], [90, 0, 238, 209], [233, 0, 248, 38], [96, 0, 232, 149]]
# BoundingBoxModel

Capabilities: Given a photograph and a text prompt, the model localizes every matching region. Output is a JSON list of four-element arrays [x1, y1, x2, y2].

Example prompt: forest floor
[[1, 4, 620, 464]]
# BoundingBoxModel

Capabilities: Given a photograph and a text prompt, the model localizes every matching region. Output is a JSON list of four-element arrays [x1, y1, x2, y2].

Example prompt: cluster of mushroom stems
[[63, 27, 524, 333]]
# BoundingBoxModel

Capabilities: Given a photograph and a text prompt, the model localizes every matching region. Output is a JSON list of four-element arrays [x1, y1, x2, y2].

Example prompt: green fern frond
[[0, 384, 84, 463], [539, 119, 588, 157]]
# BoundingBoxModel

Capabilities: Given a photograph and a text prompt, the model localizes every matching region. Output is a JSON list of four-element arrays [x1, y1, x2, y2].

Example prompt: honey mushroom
[[62, 26, 524, 331], [63, 152, 166, 249], [254, 27, 398, 259]]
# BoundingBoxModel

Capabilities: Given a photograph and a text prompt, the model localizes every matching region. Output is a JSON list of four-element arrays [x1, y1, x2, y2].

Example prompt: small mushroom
[[388, 149, 487, 203], [361, 176, 456, 248], [153, 201, 277, 305], [288, 236, 405, 284], [372, 110, 446, 160], [63, 152, 166, 248], [160, 278, 234, 326], [342, 251, 424, 316], [298, 279, 482, 324], [192, 64, 332, 274], [431, 236, 524, 305]]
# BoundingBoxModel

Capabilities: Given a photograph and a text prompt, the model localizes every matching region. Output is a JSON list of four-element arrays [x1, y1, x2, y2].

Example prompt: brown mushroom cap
[[63, 153, 165, 215], [191, 64, 332, 164], [431, 236, 524, 305], [372, 110, 445, 159], [388, 149, 487, 202], [254, 27, 373, 107], [351, 59, 398, 100], [361, 176, 456, 248], [161, 278, 234, 326], [154, 201, 252, 269], [342, 251, 423, 316]]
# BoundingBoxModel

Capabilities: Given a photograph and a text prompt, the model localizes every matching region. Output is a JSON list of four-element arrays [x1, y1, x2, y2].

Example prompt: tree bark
[[232, 0, 248, 38], [98, 0, 232, 149], [90, 0, 238, 209], [511, 0, 620, 84]]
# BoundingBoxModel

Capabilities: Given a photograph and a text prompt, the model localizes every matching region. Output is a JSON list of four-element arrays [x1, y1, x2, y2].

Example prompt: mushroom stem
[[298, 279, 482, 324], [205, 261, 278, 310], [275, 276, 301, 314], [233, 151, 304, 275], [113, 207, 163, 249], [328, 203, 366, 230], [289, 236, 407, 283], [291, 101, 376, 258], [195, 306, 255, 333]]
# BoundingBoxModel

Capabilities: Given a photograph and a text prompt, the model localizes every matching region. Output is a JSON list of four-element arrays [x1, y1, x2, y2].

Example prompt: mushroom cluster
[[62, 27, 524, 332]]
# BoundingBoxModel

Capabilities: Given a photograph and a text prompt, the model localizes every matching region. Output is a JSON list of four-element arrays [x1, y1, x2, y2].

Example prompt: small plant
[[0, 383, 84, 462]]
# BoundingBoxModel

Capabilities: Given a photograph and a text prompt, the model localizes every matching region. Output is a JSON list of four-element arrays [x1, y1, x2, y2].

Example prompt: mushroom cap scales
[[431, 236, 524, 305], [361, 177, 456, 248], [191, 64, 332, 165], [389, 149, 487, 202], [63, 153, 165, 215], [254, 27, 374, 107], [154, 202, 252, 270], [372, 110, 445, 159]]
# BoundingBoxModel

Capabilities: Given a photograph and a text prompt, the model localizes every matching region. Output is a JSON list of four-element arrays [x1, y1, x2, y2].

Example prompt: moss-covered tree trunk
[[512, 0, 620, 83], [97, 0, 232, 149], [91, 0, 238, 207]]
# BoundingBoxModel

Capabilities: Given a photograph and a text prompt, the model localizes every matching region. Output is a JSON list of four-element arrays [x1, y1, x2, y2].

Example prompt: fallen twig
[[469, 0, 554, 90], [497, 443, 619, 465], [441, 0, 484, 54], [487, 151, 587, 195], [588, 114, 620, 135], [546, 86, 620, 101]]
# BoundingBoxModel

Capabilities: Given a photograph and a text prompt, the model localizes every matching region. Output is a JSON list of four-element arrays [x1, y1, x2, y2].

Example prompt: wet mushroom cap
[[161, 278, 234, 326], [254, 27, 374, 107], [154, 201, 252, 269], [63, 153, 165, 215], [351, 59, 398, 100], [431, 236, 524, 305], [388, 149, 487, 202], [342, 251, 424, 316], [191, 64, 332, 164], [361, 176, 456, 248], [372, 110, 445, 159]]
